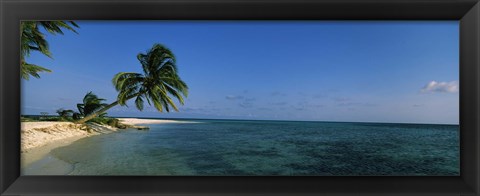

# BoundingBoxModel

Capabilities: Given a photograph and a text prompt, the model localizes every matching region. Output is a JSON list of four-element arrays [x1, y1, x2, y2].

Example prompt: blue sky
[[22, 21, 459, 124]]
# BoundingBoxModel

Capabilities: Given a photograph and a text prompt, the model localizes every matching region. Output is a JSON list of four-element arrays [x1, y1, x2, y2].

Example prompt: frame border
[[1, 0, 479, 195]]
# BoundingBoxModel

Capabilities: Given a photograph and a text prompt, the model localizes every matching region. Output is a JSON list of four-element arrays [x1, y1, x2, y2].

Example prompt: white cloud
[[421, 81, 458, 93]]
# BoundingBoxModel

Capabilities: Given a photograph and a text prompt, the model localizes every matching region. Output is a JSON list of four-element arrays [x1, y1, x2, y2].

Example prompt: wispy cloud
[[310, 104, 325, 108], [226, 95, 244, 100], [271, 91, 287, 96], [57, 97, 73, 102], [421, 81, 459, 93], [288, 102, 324, 111], [179, 106, 226, 115], [225, 95, 257, 108], [238, 97, 257, 108], [332, 96, 375, 107], [23, 106, 55, 110], [257, 107, 272, 111], [333, 97, 351, 102], [290, 104, 307, 111], [337, 102, 376, 107], [312, 93, 327, 99], [239, 102, 254, 108], [180, 107, 206, 112]]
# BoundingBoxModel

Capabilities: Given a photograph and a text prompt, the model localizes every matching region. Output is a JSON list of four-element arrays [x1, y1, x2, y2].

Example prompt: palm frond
[[20, 21, 79, 80], [161, 92, 178, 112], [21, 62, 52, 80], [39, 21, 79, 35], [150, 91, 164, 112], [163, 84, 185, 105], [77, 91, 109, 116], [77, 103, 85, 115], [135, 96, 144, 111], [112, 72, 144, 91]]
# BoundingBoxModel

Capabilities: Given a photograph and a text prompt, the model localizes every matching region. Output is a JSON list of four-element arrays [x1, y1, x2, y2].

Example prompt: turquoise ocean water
[[49, 119, 459, 175]]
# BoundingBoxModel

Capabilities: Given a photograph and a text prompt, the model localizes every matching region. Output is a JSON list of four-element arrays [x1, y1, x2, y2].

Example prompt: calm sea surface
[[49, 119, 459, 175]]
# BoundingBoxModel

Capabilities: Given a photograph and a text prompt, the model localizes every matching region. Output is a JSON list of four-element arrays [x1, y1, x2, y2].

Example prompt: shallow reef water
[[49, 119, 459, 176]]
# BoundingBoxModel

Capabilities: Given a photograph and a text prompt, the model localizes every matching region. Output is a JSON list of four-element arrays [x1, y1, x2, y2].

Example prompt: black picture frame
[[1, 0, 479, 195]]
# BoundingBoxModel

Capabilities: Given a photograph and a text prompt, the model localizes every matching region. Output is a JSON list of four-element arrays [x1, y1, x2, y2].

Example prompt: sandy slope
[[21, 121, 117, 152]]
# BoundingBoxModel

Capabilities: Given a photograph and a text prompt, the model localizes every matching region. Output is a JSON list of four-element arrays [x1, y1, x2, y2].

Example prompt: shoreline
[[21, 121, 119, 174], [21, 118, 186, 175], [21, 118, 185, 152]]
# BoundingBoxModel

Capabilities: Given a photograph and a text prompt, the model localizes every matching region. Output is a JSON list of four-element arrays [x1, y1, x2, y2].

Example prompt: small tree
[[56, 108, 74, 120], [72, 92, 108, 121], [40, 112, 49, 120], [77, 92, 108, 116]]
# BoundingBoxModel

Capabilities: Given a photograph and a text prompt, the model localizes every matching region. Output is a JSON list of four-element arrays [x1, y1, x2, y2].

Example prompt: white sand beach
[[21, 121, 117, 152], [21, 118, 182, 152]]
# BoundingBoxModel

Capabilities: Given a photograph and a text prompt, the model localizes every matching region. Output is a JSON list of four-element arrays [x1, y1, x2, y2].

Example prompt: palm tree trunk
[[74, 93, 140, 124]]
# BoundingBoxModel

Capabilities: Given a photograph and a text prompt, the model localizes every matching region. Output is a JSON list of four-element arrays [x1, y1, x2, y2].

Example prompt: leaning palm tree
[[75, 44, 188, 124], [21, 21, 79, 80], [56, 108, 74, 120], [77, 91, 109, 117]]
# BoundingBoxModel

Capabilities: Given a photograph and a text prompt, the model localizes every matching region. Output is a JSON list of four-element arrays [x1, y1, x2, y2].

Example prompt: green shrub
[[40, 116, 64, 121], [21, 116, 38, 122], [88, 117, 127, 129]]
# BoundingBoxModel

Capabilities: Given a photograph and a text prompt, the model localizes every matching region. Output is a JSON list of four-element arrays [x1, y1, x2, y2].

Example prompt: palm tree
[[75, 44, 188, 124], [77, 91, 109, 117], [21, 21, 79, 80], [56, 108, 74, 119]]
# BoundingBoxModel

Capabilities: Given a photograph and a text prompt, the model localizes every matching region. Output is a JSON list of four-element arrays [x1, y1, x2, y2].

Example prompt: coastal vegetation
[[75, 44, 188, 124], [21, 115, 63, 122], [21, 21, 79, 80], [21, 114, 126, 129], [56, 108, 75, 121], [21, 90, 153, 129], [74, 92, 109, 120]]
